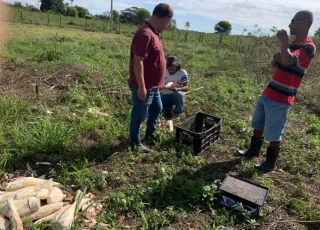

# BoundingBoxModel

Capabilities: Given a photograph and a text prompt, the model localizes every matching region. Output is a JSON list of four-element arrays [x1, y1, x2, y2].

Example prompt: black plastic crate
[[219, 175, 269, 218], [175, 112, 221, 155]]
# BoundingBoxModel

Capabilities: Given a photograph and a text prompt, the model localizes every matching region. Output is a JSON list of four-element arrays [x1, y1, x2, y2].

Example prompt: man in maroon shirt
[[129, 3, 173, 153]]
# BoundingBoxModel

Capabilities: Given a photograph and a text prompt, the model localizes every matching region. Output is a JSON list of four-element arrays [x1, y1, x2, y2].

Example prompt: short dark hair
[[296, 10, 313, 28], [152, 3, 173, 18]]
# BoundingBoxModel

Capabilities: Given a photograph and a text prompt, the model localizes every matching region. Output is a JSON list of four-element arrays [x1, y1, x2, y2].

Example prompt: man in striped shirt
[[238, 10, 316, 173]]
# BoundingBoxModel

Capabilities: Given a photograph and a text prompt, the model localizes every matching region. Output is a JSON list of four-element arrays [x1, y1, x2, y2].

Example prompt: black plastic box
[[219, 175, 269, 218], [175, 112, 221, 155]]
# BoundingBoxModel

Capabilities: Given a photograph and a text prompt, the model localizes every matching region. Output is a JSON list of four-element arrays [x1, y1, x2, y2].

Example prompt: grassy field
[[0, 23, 320, 230]]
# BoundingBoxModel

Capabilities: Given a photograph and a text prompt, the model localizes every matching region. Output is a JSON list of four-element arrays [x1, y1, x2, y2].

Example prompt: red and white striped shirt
[[263, 37, 316, 104]]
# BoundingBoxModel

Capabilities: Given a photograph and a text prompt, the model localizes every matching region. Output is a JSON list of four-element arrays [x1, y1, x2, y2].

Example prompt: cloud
[[4, 0, 320, 33], [143, 0, 320, 33]]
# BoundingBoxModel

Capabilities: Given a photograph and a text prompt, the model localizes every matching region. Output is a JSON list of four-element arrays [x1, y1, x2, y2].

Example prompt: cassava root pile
[[0, 177, 92, 230]]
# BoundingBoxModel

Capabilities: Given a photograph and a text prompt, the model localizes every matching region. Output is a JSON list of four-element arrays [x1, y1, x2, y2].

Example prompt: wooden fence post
[[238, 38, 243, 51], [106, 20, 109, 32], [219, 35, 223, 45]]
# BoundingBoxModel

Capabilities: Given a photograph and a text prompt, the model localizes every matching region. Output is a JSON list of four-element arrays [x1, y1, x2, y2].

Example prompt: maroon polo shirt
[[128, 20, 166, 89]]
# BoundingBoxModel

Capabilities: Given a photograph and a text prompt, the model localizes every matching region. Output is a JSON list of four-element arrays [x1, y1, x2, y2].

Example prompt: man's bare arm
[[280, 43, 295, 66], [134, 55, 145, 88], [133, 55, 147, 101], [167, 82, 188, 92], [271, 59, 277, 68], [272, 52, 281, 68], [176, 83, 188, 92]]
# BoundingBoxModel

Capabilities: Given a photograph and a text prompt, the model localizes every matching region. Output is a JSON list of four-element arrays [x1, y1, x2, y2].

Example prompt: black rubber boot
[[238, 136, 263, 157], [254, 147, 280, 173]]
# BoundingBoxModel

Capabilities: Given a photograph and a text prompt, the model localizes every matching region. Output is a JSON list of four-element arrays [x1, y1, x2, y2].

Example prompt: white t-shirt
[[162, 69, 189, 94]]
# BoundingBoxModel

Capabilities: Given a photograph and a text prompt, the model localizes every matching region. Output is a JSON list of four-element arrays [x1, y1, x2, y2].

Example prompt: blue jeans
[[129, 85, 163, 144], [252, 95, 291, 142], [161, 92, 185, 115]]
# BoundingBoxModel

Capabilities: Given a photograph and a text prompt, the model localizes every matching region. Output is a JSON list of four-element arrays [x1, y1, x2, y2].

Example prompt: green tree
[[136, 8, 151, 25], [95, 12, 108, 20], [185, 21, 190, 30], [120, 7, 138, 24], [13, 1, 23, 7], [25, 4, 40, 12], [270, 26, 278, 35], [242, 28, 247, 35], [75, 5, 89, 18], [65, 6, 77, 17], [214, 20, 232, 35], [315, 28, 320, 37], [40, 0, 66, 14], [112, 10, 120, 23], [253, 24, 262, 36], [169, 19, 177, 29]]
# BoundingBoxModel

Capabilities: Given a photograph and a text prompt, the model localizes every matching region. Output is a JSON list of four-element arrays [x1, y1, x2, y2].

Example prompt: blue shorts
[[251, 95, 291, 142]]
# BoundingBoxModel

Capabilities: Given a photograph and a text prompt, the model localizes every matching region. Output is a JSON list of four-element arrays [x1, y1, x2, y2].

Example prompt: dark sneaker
[[144, 135, 161, 146], [131, 142, 151, 153]]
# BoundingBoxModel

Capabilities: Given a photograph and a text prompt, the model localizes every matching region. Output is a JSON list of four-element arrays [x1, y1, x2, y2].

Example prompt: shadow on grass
[[5, 134, 130, 174], [304, 222, 320, 230], [143, 158, 241, 211]]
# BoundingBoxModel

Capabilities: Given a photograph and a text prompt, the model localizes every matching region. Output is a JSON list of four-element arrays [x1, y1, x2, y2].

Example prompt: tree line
[[13, 1, 320, 37], [11, 1, 230, 33], [11, 1, 152, 24]]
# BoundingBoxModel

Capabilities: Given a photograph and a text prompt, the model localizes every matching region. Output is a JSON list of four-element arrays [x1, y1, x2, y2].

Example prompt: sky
[[5, 0, 320, 35]]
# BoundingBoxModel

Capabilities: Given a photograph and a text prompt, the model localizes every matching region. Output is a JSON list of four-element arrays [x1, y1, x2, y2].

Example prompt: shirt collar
[[293, 36, 312, 44], [144, 20, 159, 35]]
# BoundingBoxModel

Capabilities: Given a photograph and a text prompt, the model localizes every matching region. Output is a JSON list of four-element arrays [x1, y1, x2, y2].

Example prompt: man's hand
[[138, 87, 147, 101], [168, 84, 177, 92], [277, 30, 295, 66], [276, 29, 289, 43]]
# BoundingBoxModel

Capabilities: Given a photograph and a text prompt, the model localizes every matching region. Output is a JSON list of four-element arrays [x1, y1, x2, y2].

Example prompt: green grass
[[0, 23, 320, 229]]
